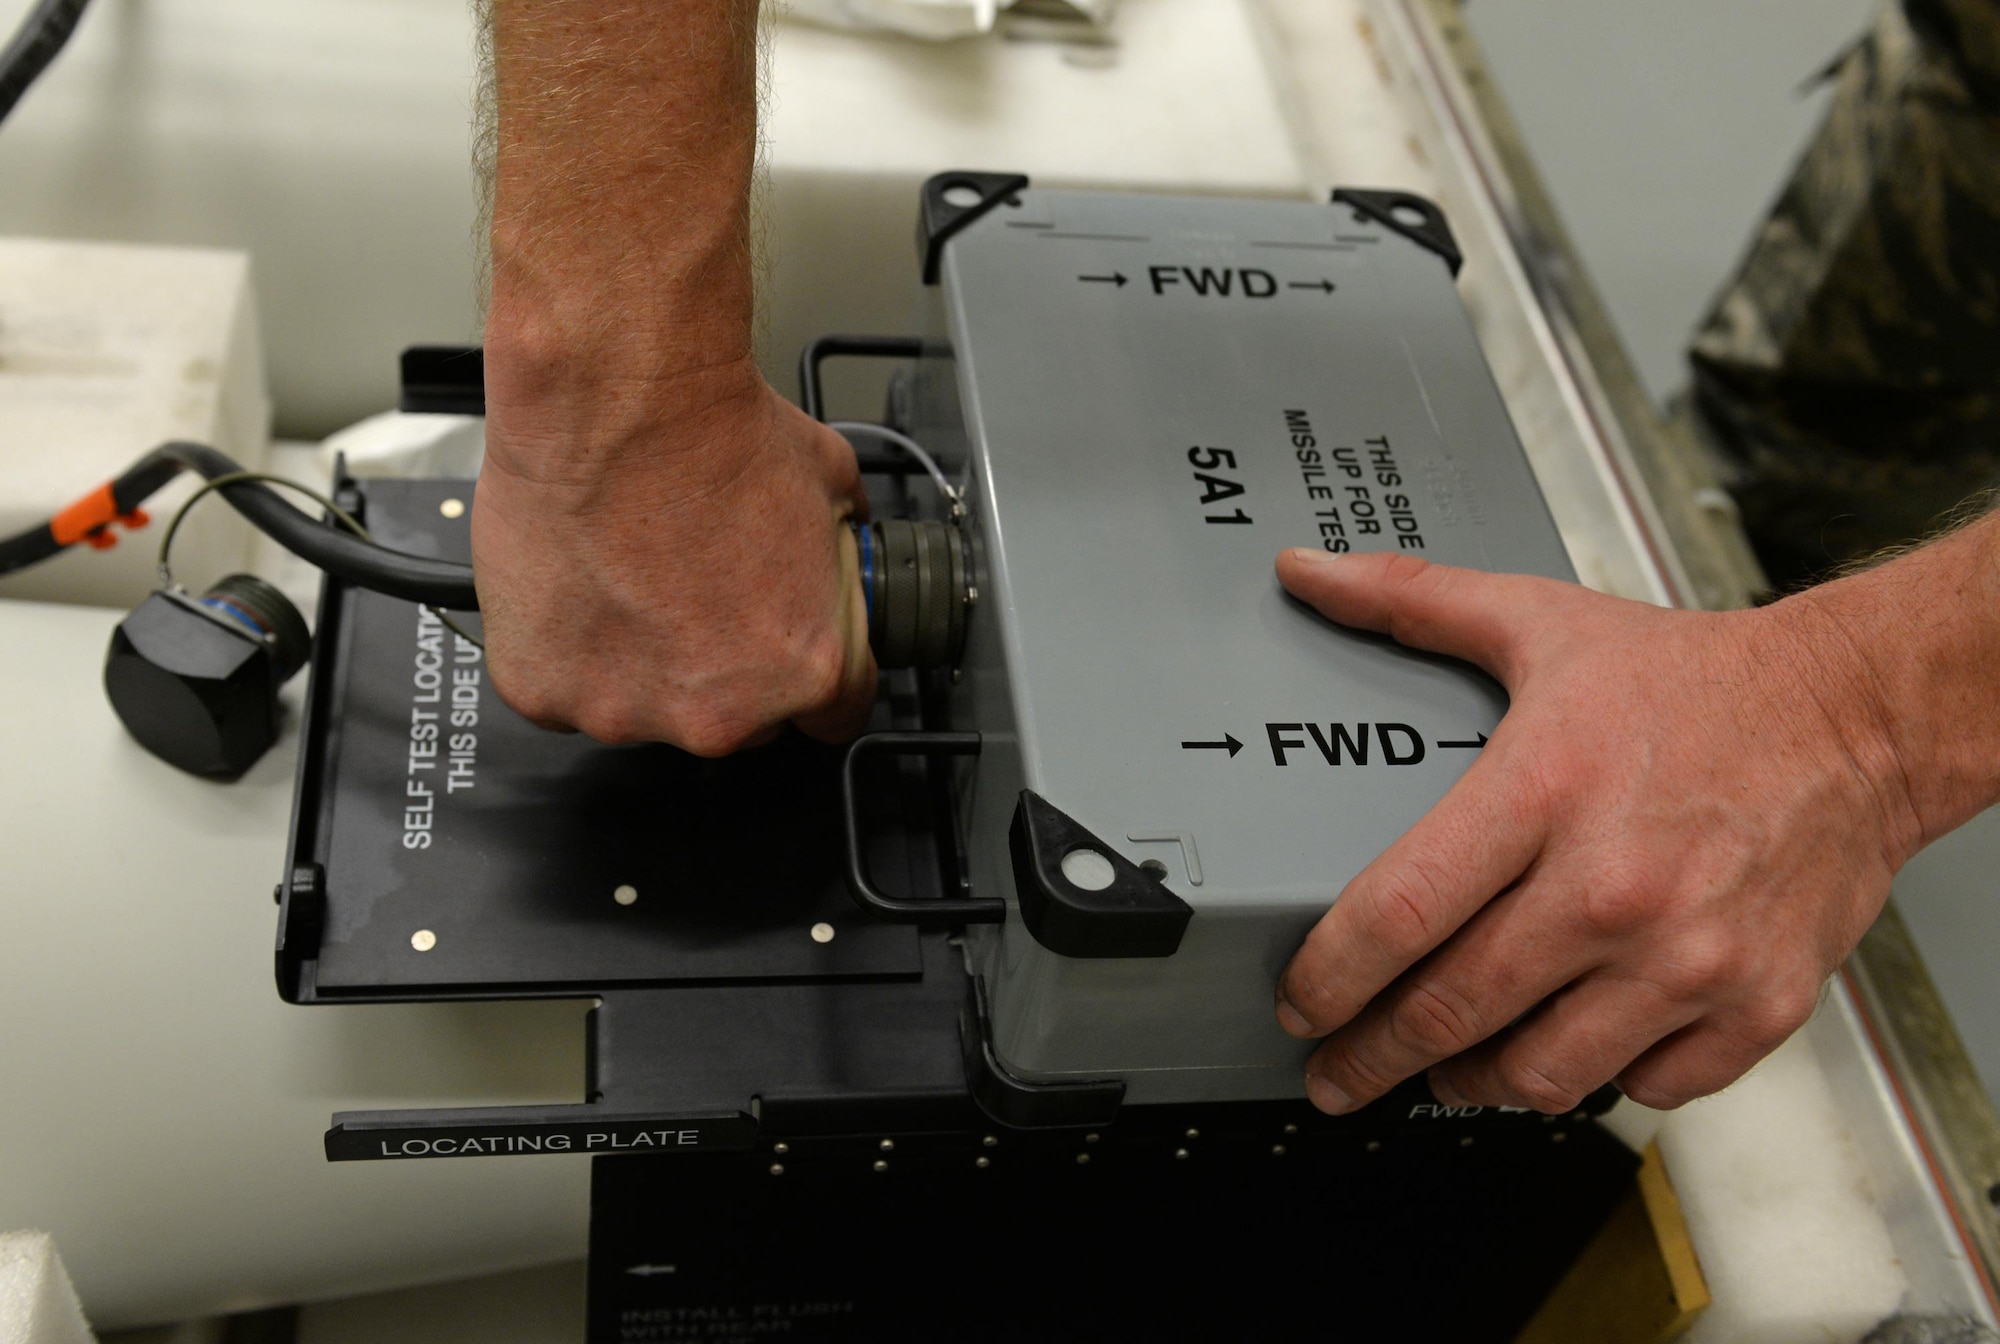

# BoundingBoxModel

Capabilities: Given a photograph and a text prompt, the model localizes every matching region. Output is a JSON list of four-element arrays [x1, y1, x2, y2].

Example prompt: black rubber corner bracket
[[919, 170, 1031, 285], [1332, 188, 1463, 276], [1008, 791, 1193, 959]]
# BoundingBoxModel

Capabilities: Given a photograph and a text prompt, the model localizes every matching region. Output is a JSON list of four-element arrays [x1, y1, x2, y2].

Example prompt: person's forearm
[[1801, 510, 2000, 853], [470, 0, 872, 755], [485, 0, 763, 471]]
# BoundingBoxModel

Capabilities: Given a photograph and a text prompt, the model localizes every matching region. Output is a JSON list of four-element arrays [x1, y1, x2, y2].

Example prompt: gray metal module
[[920, 185, 1576, 1104]]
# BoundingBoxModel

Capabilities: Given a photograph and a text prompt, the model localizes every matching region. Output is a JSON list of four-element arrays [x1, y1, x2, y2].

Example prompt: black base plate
[[588, 1122, 1635, 1342]]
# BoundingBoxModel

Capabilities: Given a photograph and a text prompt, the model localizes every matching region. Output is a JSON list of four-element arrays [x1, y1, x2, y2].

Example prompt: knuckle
[[1578, 874, 1668, 938], [815, 424, 864, 488], [1383, 559, 1449, 643], [488, 673, 566, 734], [1280, 964, 1345, 1031], [1320, 1044, 1398, 1100], [792, 630, 851, 712], [1381, 552, 1437, 595], [1364, 861, 1453, 962], [570, 701, 647, 747], [675, 714, 759, 759], [1501, 1061, 1586, 1116], [1435, 1071, 1497, 1108], [1617, 1042, 1750, 1112], [1390, 981, 1486, 1059], [1615, 1071, 1692, 1112], [503, 692, 566, 731], [1735, 982, 1821, 1050], [1654, 933, 1749, 1004]]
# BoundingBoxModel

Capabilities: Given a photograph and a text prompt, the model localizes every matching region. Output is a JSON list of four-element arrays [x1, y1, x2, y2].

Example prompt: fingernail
[[1429, 1073, 1468, 1108], [1305, 1073, 1357, 1116], [1283, 547, 1341, 566], [1275, 995, 1316, 1038]]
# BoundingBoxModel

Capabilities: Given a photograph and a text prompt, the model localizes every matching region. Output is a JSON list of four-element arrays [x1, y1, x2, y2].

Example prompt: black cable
[[0, 517, 60, 573], [0, 0, 91, 126], [155, 443, 478, 608], [0, 441, 480, 609]]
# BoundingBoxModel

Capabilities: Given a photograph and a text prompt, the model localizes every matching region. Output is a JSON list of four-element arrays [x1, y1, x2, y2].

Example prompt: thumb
[[791, 516, 880, 746], [1276, 549, 1568, 682]]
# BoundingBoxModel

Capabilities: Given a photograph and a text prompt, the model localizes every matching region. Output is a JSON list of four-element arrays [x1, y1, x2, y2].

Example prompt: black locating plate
[[300, 479, 927, 994]]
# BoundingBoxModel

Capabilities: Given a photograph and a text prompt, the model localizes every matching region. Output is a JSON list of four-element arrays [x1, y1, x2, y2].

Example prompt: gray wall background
[[1464, 0, 1877, 405]]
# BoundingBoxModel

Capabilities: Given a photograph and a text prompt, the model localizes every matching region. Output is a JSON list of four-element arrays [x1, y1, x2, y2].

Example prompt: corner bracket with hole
[[1008, 791, 1193, 959], [919, 170, 1031, 285], [1332, 188, 1463, 276]]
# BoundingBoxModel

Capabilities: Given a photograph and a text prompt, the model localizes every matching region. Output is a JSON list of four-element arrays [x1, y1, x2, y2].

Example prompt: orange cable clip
[[49, 483, 118, 547], [50, 487, 155, 553]]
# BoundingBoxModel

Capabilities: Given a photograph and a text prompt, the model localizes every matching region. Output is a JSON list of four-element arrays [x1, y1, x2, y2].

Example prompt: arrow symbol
[[625, 1264, 678, 1278], [1288, 279, 1336, 293], [1181, 734, 1243, 758], [1436, 733, 1490, 750], [1079, 273, 1128, 287]]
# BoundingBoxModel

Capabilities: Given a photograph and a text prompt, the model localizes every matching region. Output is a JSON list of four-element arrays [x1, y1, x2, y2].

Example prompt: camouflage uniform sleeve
[[1688, 0, 2000, 588]]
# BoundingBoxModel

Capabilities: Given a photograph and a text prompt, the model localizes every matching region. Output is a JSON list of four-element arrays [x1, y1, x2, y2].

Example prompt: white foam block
[[317, 410, 483, 482], [0, 599, 588, 1329], [0, 1232, 96, 1344], [1657, 1028, 1909, 1343], [0, 238, 270, 610], [0, 0, 1299, 433]]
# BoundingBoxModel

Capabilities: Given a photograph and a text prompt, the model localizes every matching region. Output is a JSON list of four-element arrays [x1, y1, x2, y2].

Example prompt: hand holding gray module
[[1273, 527, 2000, 1116]]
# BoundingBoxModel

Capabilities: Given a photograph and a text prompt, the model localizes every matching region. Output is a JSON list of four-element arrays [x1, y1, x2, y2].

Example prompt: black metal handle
[[798, 334, 929, 423], [841, 731, 1000, 925], [798, 334, 946, 473]]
